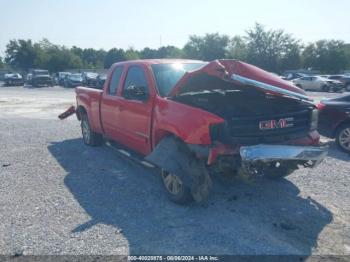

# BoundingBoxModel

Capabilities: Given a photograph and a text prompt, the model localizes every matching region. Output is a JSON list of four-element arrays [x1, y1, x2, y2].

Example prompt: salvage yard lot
[[0, 85, 349, 255]]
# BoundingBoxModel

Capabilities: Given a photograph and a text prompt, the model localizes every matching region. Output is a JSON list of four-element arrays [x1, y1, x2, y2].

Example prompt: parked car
[[327, 75, 350, 91], [284, 72, 307, 80], [64, 73, 83, 88], [27, 69, 54, 87], [59, 59, 326, 204], [318, 94, 350, 153], [293, 76, 343, 92], [57, 72, 71, 86], [96, 74, 107, 89], [82, 72, 98, 87], [3, 73, 24, 86]]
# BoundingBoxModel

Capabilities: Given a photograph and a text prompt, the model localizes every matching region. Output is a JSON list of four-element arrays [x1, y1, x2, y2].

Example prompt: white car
[[292, 76, 343, 92]]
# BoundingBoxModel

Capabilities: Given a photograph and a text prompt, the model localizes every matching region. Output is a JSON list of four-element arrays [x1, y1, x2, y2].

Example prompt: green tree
[[80, 48, 106, 68], [140, 46, 183, 59], [244, 23, 301, 72], [0, 56, 4, 69], [157, 46, 183, 58], [34, 39, 83, 72], [344, 43, 350, 69], [104, 48, 126, 68], [226, 36, 248, 60], [5, 39, 39, 71], [140, 47, 158, 59], [303, 40, 348, 73], [124, 48, 140, 60], [184, 33, 230, 61]]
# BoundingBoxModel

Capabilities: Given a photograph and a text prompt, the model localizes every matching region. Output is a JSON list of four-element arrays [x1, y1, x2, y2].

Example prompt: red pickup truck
[[63, 59, 327, 204]]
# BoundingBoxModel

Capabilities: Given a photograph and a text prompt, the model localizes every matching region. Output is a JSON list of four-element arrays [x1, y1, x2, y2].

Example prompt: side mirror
[[124, 85, 149, 101]]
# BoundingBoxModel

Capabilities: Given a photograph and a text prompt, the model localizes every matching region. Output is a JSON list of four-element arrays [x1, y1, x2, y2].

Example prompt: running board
[[105, 140, 156, 169]]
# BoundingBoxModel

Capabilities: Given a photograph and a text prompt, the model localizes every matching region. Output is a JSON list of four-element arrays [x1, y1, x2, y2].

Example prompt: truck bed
[[76, 86, 103, 133]]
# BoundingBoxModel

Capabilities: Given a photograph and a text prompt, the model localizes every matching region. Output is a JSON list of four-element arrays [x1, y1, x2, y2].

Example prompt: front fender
[[152, 97, 224, 146]]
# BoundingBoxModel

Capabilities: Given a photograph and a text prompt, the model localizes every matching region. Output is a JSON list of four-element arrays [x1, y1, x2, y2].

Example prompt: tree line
[[1, 23, 350, 74]]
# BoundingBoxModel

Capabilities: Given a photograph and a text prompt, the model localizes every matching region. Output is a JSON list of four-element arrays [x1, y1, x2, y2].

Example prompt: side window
[[122, 66, 149, 100], [108, 66, 123, 95]]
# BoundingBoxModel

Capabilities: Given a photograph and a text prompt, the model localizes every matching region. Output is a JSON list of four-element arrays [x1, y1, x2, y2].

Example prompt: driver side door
[[114, 65, 155, 155]]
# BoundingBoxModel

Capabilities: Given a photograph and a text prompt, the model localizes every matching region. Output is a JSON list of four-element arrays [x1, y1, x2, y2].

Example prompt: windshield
[[59, 72, 71, 78], [70, 74, 82, 80], [85, 72, 98, 78], [151, 63, 207, 97]]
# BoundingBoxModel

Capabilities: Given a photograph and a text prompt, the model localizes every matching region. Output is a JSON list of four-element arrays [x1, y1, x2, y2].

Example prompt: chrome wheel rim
[[82, 119, 90, 143], [161, 171, 183, 195], [339, 127, 350, 151]]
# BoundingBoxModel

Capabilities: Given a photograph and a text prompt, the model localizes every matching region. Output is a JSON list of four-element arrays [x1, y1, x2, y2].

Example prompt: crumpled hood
[[169, 60, 311, 101]]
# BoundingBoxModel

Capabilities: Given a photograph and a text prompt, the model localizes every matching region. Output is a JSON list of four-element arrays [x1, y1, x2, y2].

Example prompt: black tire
[[81, 114, 103, 146], [262, 162, 296, 180], [322, 85, 330, 92], [335, 123, 350, 153], [161, 170, 193, 204]]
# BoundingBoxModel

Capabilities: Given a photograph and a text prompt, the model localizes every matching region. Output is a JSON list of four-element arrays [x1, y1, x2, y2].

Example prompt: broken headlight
[[310, 109, 319, 131]]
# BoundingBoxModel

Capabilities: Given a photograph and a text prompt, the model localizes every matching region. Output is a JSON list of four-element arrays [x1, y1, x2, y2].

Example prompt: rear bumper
[[240, 144, 327, 167]]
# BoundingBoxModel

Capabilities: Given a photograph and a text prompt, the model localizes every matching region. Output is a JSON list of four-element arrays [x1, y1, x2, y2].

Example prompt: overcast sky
[[1, 0, 350, 56]]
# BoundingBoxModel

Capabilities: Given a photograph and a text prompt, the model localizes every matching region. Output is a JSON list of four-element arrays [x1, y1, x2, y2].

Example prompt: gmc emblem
[[259, 117, 294, 130]]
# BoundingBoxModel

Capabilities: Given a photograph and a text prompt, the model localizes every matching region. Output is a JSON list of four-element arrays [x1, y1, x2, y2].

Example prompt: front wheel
[[161, 170, 193, 204], [335, 124, 350, 153], [81, 114, 103, 146]]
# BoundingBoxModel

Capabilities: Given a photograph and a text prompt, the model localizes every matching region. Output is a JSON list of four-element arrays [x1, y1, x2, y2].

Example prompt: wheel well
[[76, 106, 87, 121], [333, 119, 350, 137], [153, 129, 173, 149]]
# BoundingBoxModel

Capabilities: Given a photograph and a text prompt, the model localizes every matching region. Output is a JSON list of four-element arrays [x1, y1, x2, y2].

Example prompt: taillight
[[316, 103, 326, 111]]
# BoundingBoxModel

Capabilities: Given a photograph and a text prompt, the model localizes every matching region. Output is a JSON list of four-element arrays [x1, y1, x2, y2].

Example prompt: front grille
[[228, 109, 311, 144]]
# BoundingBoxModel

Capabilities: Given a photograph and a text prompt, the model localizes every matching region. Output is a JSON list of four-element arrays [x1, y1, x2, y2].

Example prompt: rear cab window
[[108, 66, 124, 95]]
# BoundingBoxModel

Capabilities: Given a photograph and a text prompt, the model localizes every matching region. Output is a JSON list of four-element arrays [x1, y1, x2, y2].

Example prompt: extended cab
[[66, 59, 326, 204]]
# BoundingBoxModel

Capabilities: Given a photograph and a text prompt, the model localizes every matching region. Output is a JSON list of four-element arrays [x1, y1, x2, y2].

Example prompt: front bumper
[[240, 144, 327, 167]]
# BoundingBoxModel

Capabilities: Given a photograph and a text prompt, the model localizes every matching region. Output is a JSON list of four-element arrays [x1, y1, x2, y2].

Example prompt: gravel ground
[[0, 85, 349, 256]]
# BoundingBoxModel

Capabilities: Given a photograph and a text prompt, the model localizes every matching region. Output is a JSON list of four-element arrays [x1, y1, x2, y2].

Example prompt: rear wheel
[[335, 124, 350, 153], [161, 170, 193, 204], [81, 114, 103, 146]]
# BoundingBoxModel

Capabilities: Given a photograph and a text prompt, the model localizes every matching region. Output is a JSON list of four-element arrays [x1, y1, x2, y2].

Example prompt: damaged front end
[[239, 144, 327, 176], [161, 59, 328, 200]]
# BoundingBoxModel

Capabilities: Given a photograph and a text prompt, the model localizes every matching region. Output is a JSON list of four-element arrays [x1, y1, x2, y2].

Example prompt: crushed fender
[[58, 106, 76, 120], [145, 136, 212, 203]]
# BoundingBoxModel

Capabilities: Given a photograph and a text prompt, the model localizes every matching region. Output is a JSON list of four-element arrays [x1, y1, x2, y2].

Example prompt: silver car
[[292, 76, 343, 92]]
